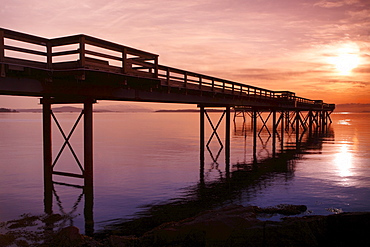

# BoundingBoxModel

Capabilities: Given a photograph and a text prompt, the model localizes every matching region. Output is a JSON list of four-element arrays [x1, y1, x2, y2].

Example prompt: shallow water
[[0, 111, 369, 235]]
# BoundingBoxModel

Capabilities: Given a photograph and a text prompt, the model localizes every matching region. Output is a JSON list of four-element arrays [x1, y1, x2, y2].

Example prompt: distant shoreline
[[2, 105, 370, 113], [155, 109, 226, 113], [0, 108, 18, 113]]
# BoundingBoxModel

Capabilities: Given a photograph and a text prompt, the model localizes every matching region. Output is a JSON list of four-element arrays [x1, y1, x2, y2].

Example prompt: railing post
[[79, 36, 86, 67], [166, 67, 170, 86], [184, 71, 187, 88], [154, 55, 159, 78], [46, 41, 52, 69], [0, 29, 5, 77], [122, 47, 127, 74], [0, 29, 4, 61]]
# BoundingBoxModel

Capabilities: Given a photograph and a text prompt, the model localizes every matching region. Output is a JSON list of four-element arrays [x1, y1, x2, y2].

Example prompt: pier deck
[[0, 28, 336, 235], [0, 28, 334, 111]]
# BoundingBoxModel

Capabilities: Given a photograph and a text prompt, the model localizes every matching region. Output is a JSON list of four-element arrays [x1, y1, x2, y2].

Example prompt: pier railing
[[0, 28, 334, 110], [157, 64, 277, 98], [0, 28, 158, 78]]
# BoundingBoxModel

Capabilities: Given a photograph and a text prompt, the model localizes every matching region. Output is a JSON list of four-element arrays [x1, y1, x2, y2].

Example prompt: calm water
[[0, 111, 370, 235]]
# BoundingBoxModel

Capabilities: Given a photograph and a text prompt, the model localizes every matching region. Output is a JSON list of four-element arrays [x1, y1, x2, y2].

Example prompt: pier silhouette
[[0, 28, 334, 235]]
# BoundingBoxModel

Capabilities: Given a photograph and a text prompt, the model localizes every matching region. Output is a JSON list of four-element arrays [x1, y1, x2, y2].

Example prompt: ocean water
[[0, 111, 369, 236]]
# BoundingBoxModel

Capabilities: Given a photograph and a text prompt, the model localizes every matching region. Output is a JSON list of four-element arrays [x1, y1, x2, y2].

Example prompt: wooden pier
[[0, 28, 334, 234]]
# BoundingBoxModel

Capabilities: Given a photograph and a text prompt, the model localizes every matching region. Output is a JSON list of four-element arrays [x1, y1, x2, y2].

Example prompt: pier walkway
[[0, 28, 334, 111], [0, 28, 335, 235]]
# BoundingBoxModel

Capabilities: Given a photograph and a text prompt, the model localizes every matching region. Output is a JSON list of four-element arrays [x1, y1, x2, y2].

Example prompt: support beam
[[42, 97, 53, 214], [272, 110, 276, 158], [322, 111, 328, 133], [295, 111, 300, 145], [252, 110, 257, 163], [308, 110, 313, 136], [225, 106, 231, 168], [200, 106, 205, 174], [280, 111, 285, 152], [84, 100, 94, 189], [285, 111, 290, 131], [84, 181, 94, 236]]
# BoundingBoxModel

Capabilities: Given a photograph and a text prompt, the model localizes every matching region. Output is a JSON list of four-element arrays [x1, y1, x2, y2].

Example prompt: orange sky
[[0, 0, 369, 110]]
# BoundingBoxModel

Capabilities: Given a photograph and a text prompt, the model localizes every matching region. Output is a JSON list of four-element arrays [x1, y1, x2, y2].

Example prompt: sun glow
[[327, 43, 361, 75], [334, 144, 353, 177]]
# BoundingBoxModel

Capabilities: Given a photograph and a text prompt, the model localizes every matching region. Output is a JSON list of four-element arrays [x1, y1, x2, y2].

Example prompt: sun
[[328, 53, 360, 75], [327, 43, 361, 75]]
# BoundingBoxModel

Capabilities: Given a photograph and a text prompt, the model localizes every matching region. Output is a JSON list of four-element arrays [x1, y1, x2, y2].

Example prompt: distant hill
[[17, 105, 153, 113], [18, 106, 82, 113], [94, 104, 152, 112], [156, 109, 226, 113], [53, 106, 83, 112], [335, 104, 370, 113], [0, 108, 18, 112], [12, 103, 370, 113]]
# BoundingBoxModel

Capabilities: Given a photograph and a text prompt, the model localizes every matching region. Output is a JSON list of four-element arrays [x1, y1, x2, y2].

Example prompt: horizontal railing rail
[[157, 64, 278, 99], [1, 28, 49, 69], [49, 34, 159, 77], [0, 28, 159, 77], [0, 27, 334, 110]]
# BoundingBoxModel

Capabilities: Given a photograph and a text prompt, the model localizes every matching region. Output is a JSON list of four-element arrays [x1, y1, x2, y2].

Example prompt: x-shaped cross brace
[[51, 110, 84, 173], [257, 111, 272, 136], [205, 110, 225, 149]]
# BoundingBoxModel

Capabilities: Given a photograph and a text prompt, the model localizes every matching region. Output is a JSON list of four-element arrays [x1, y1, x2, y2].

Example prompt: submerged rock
[[257, 204, 308, 216], [140, 205, 261, 246], [43, 226, 102, 247], [2, 205, 370, 246], [127, 205, 370, 247]]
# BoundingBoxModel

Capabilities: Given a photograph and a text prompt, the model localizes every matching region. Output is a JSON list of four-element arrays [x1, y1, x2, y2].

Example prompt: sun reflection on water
[[337, 119, 351, 125], [334, 144, 353, 178]]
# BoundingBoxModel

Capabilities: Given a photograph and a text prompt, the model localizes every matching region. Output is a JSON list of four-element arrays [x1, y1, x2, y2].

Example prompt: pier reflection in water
[[44, 175, 94, 236], [42, 111, 332, 236]]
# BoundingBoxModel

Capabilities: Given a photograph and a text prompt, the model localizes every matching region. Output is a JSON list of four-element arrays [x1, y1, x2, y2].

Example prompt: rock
[[258, 204, 307, 215], [109, 235, 140, 247], [45, 226, 102, 247], [264, 220, 320, 247], [48, 226, 84, 247], [128, 206, 369, 247], [41, 207, 369, 247], [0, 233, 16, 246], [326, 212, 370, 246], [140, 205, 262, 246]]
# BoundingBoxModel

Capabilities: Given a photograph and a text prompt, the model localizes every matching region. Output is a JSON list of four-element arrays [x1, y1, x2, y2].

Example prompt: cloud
[[314, 0, 360, 8], [353, 64, 370, 74], [319, 79, 368, 87]]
